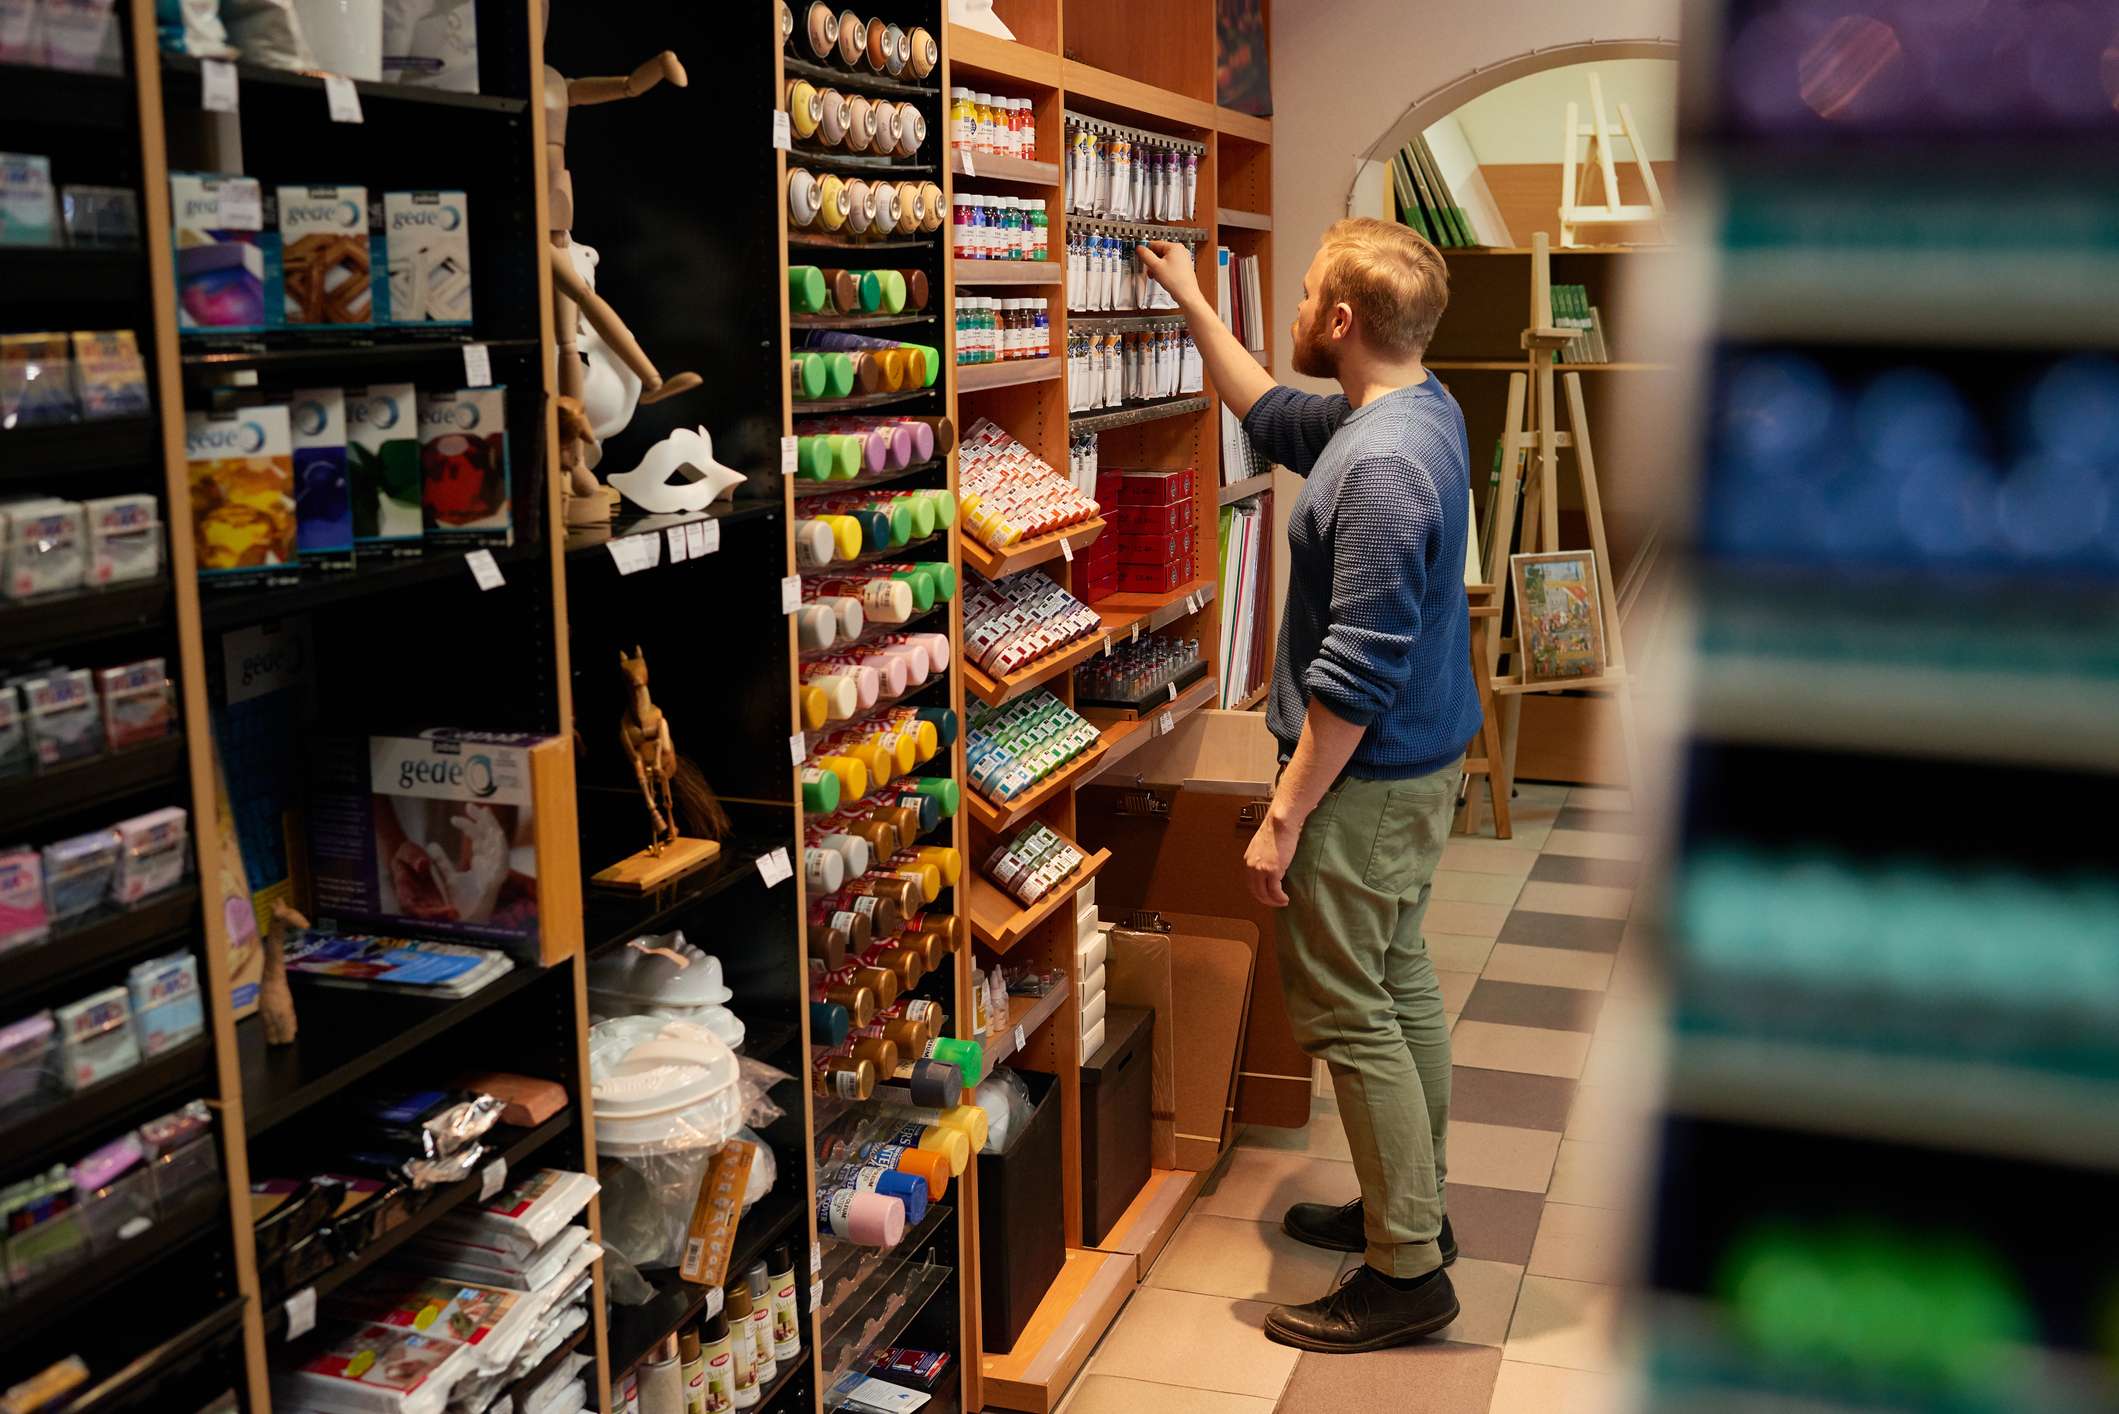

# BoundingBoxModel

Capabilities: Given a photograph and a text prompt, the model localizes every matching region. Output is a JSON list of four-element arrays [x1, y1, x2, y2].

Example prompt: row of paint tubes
[[1065, 120, 1200, 223], [1067, 324, 1204, 413]]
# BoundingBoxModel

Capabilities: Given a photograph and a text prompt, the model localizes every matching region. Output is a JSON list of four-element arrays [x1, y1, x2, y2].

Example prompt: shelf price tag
[[811, 1242, 822, 1276], [606, 540, 635, 574], [666, 525, 690, 562], [284, 1286, 317, 1340], [780, 436, 798, 475], [789, 731, 807, 765], [201, 58, 238, 113], [464, 549, 505, 591], [705, 1286, 725, 1318], [686, 520, 713, 558], [960, 149, 975, 178], [1183, 593, 1198, 615], [772, 109, 792, 151], [462, 343, 492, 387], [1168, 681, 1178, 703], [322, 73, 363, 124], [809, 1279, 824, 1310], [480, 1158, 507, 1200], [1014, 1024, 1027, 1053], [1060, 537, 1073, 562], [1159, 709, 1175, 735], [781, 575, 802, 613], [1102, 635, 1112, 657], [757, 847, 794, 888], [1199, 581, 1215, 605]]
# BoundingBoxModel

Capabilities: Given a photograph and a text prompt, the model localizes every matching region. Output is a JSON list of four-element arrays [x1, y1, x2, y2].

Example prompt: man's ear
[[1330, 301, 1356, 341]]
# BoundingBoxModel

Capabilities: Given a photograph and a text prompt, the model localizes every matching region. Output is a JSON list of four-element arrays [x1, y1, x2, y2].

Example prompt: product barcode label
[[201, 58, 238, 113], [480, 1158, 507, 1200], [1014, 1024, 1027, 1053], [789, 731, 806, 765], [461, 342, 492, 386], [706, 1285, 725, 1318], [464, 549, 504, 590], [780, 435, 799, 474], [284, 1286, 317, 1340], [667, 525, 690, 561], [781, 575, 802, 613], [322, 73, 363, 123], [772, 109, 792, 151], [1060, 537, 1074, 562], [685, 1237, 705, 1271], [1159, 709, 1175, 735]]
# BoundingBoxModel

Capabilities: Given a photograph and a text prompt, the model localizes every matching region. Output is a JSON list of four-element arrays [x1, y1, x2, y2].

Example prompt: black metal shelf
[[237, 961, 549, 1134], [179, 333, 539, 374], [197, 541, 545, 632], [0, 62, 135, 130], [605, 1184, 807, 1379], [564, 494, 784, 561], [0, 248, 146, 305], [792, 312, 940, 332], [783, 53, 942, 98], [57, 1297, 247, 1414], [258, 1108, 576, 1336], [0, 736, 186, 837], [0, 578, 170, 658], [794, 387, 938, 415], [788, 146, 939, 178], [0, 884, 199, 1010], [160, 53, 528, 113], [0, 417, 160, 480], [1068, 395, 1211, 436], [0, 1188, 229, 1347], [789, 233, 935, 253], [0, 1037, 214, 1185], [581, 836, 778, 959]]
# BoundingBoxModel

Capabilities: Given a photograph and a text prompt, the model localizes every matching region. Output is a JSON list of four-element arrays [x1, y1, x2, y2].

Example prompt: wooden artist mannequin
[[259, 900, 308, 1045], [545, 42, 703, 525]]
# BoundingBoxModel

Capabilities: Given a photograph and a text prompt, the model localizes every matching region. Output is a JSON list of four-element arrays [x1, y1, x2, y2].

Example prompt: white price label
[[607, 539, 638, 574], [1159, 709, 1175, 735], [1168, 681, 1178, 703], [789, 731, 807, 765], [781, 575, 802, 613], [1014, 1024, 1027, 1053], [1131, 622, 1142, 642], [685, 520, 710, 558], [201, 58, 238, 113], [1060, 537, 1074, 562], [464, 548, 504, 590], [461, 342, 492, 387], [698, 518, 721, 555], [811, 1242, 822, 1275], [772, 109, 792, 150], [1102, 635, 1112, 657], [960, 149, 975, 178], [810, 1279, 824, 1310], [666, 525, 690, 562], [322, 73, 363, 123], [1184, 593, 1198, 615], [757, 847, 794, 887], [284, 1286, 317, 1340], [639, 533, 662, 568], [1199, 581, 1215, 605], [480, 1158, 507, 1200], [781, 435, 799, 474], [218, 182, 262, 231], [705, 1285, 725, 1318]]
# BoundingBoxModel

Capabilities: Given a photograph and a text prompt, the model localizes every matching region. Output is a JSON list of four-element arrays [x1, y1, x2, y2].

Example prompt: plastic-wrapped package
[[272, 1321, 473, 1414], [343, 1088, 503, 1163], [734, 1126, 776, 1211], [0, 687, 29, 782], [424, 1167, 598, 1263], [0, 845, 47, 950], [71, 1131, 154, 1251], [329, 1272, 543, 1375], [380, 0, 475, 90], [735, 1056, 790, 1131], [5, 503, 87, 602], [220, 0, 317, 69], [590, 1015, 744, 1268], [80, 495, 160, 587], [0, 1009, 57, 1111], [126, 949, 203, 1054], [112, 806, 189, 903], [972, 1069, 1032, 1154], [586, 932, 745, 1051], [41, 829, 118, 922], [53, 984, 136, 1090], [22, 668, 100, 765], [95, 659, 174, 748]]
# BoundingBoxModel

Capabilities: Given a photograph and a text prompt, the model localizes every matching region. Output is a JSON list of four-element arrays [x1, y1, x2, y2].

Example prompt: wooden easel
[[1559, 72, 1667, 249], [1460, 234, 1642, 827]]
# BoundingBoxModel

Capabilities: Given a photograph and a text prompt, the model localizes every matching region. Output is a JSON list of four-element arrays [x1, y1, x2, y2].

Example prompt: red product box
[[1094, 471, 1124, 503], [1116, 468, 1195, 505], [1114, 528, 1193, 565], [1108, 499, 1195, 534], [1116, 557, 1191, 594], [1081, 571, 1120, 603], [1080, 553, 1119, 580]]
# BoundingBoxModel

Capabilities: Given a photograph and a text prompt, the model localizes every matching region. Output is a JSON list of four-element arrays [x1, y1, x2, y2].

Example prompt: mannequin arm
[[547, 246, 702, 403], [568, 51, 687, 106]]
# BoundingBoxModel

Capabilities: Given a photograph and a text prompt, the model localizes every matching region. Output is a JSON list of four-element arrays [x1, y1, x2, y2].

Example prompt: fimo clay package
[[23, 668, 102, 767], [3, 498, 85, 598], [275, 186, 371, 326], [82, 495, 162, 586], [417, 386, 510, 544], [0, 154, 55, 247], [97, 659, 175, 750], [1, 333, 76, 426], [70, 330, 149, 418], [383, 191, 470, 324], [186, 404, 296, 582], [346, 383, 423, 553], [0, 846, 47, 949], [0, 686, 27, 780], [169, 174, 266, 331], [113, 806, 188, 902], [41, 829, 118, 920], [127, 950, 204, 1054], [53, 984, 137, 1090], [290, 387, 354, 567]]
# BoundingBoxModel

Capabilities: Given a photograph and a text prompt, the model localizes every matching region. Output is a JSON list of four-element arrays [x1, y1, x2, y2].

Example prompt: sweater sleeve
[[1301, 452, 1441, 726], [1240, 385, 1349, 478]]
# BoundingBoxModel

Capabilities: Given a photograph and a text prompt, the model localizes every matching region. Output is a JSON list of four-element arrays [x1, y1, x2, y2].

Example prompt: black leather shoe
[[1282, 1199, 1457, 1266], [1264, 1265, 1460, 1353]]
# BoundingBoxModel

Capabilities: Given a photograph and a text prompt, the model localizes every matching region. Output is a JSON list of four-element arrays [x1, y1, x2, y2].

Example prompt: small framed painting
[[1510, 550, 1606, 684]]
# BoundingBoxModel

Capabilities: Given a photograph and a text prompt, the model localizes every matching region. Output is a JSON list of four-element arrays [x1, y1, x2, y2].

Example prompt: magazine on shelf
[[281, 930, 516, 998]]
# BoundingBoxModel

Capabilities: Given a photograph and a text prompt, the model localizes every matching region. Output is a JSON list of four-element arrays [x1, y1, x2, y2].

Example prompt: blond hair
[[1315, 217, 1449, 357]]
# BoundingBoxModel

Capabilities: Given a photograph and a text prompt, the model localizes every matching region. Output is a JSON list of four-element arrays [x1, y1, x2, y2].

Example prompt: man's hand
[[1137, 241, 1204, 312], [1245, 807, 1304, 908]]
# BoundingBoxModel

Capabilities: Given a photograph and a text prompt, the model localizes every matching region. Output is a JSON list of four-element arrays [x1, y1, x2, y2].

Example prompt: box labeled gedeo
[[382, 191, 472, 325], [274, 185, 372, 326], [1116, 468, 1194, 505], [185, 406, 296, 585], [169, 173, 267, 332], [1108, 498, 1195, 536], [417, 387, 511, 546]]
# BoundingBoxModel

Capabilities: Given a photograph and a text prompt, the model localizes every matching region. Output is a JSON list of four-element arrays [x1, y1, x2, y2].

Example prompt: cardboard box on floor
[[1078, 709, 1313, 1130], [1103, 913, 1254, 1172]]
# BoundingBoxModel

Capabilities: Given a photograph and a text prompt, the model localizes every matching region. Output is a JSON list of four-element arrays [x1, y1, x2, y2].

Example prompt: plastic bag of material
[[973, 1068, 1032, 1154], [588, 934, 746, 1051], [154, 0, 235, 55], [736, 1056, 789, 1131], [733, 1127, 775, 1211], [595, 1143, 714, 1270], [380, 0, 476, 91], [220, 0, 318, 69]]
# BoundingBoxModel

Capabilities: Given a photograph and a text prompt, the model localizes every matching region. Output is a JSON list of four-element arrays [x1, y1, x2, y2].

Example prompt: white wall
[[1446, 58, 1679, 166], [1270, 1, 1682, 392]]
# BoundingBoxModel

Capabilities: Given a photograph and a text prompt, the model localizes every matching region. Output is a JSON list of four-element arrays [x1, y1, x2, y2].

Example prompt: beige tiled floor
[[1050, 786, 1661, 1414]]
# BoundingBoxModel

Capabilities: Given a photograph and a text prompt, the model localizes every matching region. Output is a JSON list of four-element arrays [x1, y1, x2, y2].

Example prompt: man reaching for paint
[[1137, 220, 1481, 1353]]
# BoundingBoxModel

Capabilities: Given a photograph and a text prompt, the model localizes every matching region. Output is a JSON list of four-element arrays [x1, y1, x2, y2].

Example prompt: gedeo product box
[[383, 191, 471, 325], [169, 173, 267, 332], [305, 730, 565, 959], [347, 384, 423, 555], [290, 388, 354, 569], [417, 387, 510, 546], [275, 185, 371, 326], [185, 405, 297, 584]]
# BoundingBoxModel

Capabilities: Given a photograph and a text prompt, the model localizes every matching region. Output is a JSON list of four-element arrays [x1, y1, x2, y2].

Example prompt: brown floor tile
[[1528, 853, 1642, 888], [1444, 1182, 1548, 1266], [1193, 1147, 1358, 1223], [1274, 1340, 1502, 1414], [1460, 980, 1604, 1033], [1494, 910, 1625, 955], [1146, 1214, 1350, 1305], [1451, 1066, 1576, 1132], [1553, 806, 1642, 834], [1089, 1289, 1302, 1399]]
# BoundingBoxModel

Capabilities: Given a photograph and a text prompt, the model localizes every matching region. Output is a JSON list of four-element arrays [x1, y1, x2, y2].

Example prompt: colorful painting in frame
[[1511, 550, 1606, 684]]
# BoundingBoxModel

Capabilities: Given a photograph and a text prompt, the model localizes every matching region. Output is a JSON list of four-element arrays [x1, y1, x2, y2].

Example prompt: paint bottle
[[680, 1328, 706, 1414], [639, 1334, 684, 1414], [700, 1311, 736, 1413], [745, 1260, 778, 1385], [726, 1284, 759, 1407], [767, 1242, 802, 1361]]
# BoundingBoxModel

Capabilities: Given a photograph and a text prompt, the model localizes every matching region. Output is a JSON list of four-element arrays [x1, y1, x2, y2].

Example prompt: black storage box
[[1081, 1005, 1154, 1247], [977, 1066, 1065, 1354]]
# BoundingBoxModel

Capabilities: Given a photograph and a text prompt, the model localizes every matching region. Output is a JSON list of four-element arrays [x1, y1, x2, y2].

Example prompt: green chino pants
[[1273, 757, 1462, 1278]]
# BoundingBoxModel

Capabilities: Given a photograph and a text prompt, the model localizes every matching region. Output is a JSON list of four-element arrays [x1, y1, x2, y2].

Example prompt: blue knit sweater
[[1243, 380, 1482, 780]]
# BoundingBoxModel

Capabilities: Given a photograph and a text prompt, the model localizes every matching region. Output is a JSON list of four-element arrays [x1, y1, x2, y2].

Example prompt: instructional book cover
[[185, 405, 297, 585], [346, 383, 424, 554], [416, 387, 511, 546]]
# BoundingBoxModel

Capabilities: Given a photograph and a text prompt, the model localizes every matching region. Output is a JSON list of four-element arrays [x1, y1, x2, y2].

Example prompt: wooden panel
[[992, 0, 1063, 56], [1060, 59, 1219, 130], [1216, 106, 1271, 145], [1514, 692, 1631, 786], [1478, 161, 1679, 249], [977, 1248, 1134, 1413], [949, 22, 1066, 84], [1061, 0, 1215, 104], [1088, 1166, 1208, 1280]]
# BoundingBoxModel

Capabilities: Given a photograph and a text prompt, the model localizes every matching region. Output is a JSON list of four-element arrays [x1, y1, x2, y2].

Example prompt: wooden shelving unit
[[961, 517, 1108, 580]]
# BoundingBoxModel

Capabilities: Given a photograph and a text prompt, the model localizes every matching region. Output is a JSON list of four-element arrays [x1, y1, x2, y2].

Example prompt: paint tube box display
[[962, 568, 1100, 677], [169, 173, 267, 332], [382, 191, 471, 325], [303, 730, 548, 954], [957, 416, 1100, 551], [346, 383, 423, 554], [965, 691, 1100, 804], [417, 387, 510, 545], [185, 405, 297, 584], [290, 388, 354, 569], [274, 185, 371, 326], [981, 821, 1085, 906]]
